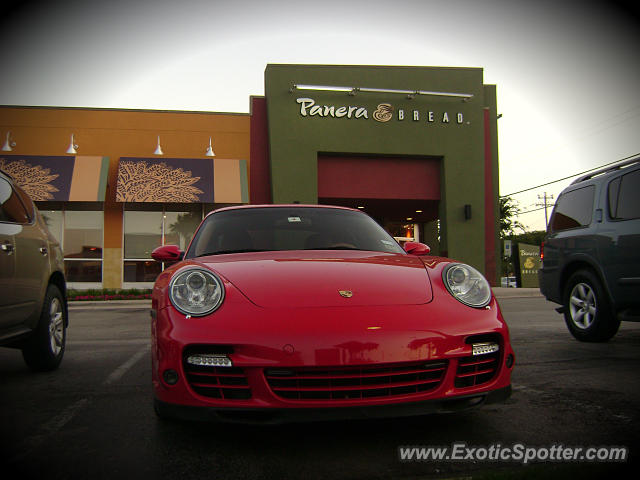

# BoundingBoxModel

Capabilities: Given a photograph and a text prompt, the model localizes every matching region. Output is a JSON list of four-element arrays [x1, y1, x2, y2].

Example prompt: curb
[[492, 287, 543, 299], [68, 300, 152, 310]]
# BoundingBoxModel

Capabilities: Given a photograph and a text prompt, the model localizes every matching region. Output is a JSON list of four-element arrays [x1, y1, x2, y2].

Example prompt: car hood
[[198, 250, 433, 308]]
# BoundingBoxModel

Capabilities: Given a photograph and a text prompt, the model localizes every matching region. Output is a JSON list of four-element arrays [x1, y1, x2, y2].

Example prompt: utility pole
[[536, 192, 554, 228]]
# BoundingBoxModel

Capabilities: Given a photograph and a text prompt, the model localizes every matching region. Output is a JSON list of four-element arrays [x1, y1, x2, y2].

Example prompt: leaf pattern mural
[[0, 157, 59, 200], [116, 160, 204, 202]]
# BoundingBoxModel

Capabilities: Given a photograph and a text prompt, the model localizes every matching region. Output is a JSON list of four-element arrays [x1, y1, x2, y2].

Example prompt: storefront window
[[123, 206, 201, 283], [39, 210, 103, 283], [64, 211, 103, 257], [164, 211, 201, 250], [64, 211, 103, 282], [124, 211, 163, 259], [123, 211, 162, 283], [123, 260, 162, 283], [65, 261, 102, 282]]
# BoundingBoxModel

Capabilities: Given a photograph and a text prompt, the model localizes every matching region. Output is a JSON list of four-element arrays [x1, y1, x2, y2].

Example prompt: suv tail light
[[540, 242, 545, 261]]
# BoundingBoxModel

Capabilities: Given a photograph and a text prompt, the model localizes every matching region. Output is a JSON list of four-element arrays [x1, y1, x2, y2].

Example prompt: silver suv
[[539, 157, 640, 342], [0, 169, 68, 370]]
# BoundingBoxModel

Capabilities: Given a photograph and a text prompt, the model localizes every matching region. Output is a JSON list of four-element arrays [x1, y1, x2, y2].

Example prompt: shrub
[[67, 288, 152, 301]]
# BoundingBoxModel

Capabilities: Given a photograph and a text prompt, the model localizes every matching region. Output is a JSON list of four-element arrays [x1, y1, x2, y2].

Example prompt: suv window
[[550, 185, 595, 232], [0, 177, 31, 224], [13, 184, 34, 222], [609, 169, 640, 220]]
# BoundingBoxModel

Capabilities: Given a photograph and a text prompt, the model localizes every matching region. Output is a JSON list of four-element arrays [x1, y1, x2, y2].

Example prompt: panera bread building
[[0, 64, 500, 289]]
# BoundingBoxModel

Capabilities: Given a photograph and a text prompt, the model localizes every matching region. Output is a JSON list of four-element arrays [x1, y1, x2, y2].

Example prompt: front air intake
[[265, 360, 448, 402]]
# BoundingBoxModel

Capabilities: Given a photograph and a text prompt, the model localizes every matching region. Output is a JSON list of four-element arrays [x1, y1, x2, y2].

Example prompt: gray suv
[[539, 157, 640, 342], [0, 169, 68, 370]]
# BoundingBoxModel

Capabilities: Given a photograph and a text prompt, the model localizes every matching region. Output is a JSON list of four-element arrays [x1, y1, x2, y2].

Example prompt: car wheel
[[22, 284, 67, 371], [563, 269, 619, 342]]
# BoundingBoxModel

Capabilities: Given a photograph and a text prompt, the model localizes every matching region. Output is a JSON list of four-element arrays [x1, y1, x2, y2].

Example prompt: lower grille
[[455, 352, 499, 388], [265, 360, 448, 401], [183, 364, 251, 400]]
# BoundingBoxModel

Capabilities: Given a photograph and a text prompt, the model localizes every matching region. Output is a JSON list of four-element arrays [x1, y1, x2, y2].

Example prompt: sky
[[1, 0, 639, 231]]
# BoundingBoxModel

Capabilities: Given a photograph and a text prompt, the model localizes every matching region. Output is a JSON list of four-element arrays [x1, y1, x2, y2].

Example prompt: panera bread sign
[[296, 97, 467, 125]]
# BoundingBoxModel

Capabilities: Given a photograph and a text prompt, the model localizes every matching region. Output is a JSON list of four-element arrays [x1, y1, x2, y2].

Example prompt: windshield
[[186, 207, 405, 258]]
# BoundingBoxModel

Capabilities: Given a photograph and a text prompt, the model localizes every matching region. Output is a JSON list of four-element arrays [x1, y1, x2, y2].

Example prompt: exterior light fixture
[[291, 84, 354, 93], [464, 204, 472, 220], [2, 131, 15, 152], [205, 137, 215, 157], [154, 136, 163, 155], [66, 134, 78, 154], [290, 84, 473, 100]]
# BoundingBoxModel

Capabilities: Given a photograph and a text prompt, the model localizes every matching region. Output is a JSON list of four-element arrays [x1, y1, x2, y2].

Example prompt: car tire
[[563, 269, 620, 342], [22, 284, 67, 371]]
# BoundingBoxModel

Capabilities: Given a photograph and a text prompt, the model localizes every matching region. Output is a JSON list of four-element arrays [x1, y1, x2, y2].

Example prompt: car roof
[[570, 157, 639, 186]]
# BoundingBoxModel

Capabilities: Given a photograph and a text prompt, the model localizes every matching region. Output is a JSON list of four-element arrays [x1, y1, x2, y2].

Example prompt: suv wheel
[[563, 270, 620, 342], [22, 284, 67, 371]]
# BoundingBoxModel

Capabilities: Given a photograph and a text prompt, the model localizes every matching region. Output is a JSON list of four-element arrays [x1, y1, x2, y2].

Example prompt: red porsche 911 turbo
[[151, 205, 514, 423]]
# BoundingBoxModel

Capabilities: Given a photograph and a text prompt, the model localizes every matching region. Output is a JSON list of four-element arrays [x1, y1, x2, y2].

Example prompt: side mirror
[[152, 245, 184, 263], [403, 241, 431, 256]]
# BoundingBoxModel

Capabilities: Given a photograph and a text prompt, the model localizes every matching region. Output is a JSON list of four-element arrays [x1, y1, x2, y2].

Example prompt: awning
[[115, 157, 248, 203], [0, 155, 109, 201]]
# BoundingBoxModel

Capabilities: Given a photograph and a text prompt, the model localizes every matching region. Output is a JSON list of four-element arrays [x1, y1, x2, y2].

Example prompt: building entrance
[[317, 154, 442, 253]]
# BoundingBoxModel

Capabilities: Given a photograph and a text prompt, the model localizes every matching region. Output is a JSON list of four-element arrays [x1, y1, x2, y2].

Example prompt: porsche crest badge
[[339, 290, 353, 298]]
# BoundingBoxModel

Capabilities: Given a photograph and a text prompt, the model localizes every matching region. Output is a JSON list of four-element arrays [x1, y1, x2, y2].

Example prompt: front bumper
[[151, 290, 515, 417], [155, 385, 512, 424]]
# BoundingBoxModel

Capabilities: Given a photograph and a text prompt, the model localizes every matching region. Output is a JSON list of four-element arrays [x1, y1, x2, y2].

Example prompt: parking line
[[103, 346, 150, 385], [41, 398, 89, 435], [9, 346, 150, 463], [12, 398, 90, 462]]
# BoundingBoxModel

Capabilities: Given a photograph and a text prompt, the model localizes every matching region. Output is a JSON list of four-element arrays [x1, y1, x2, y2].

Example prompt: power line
[[500, 153, 640, 198], [519, 205, 554, 215]]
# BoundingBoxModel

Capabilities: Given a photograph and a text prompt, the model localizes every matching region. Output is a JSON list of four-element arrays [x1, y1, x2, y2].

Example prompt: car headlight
[[443, 263, 492, 308], [169, 268, 225, 316]]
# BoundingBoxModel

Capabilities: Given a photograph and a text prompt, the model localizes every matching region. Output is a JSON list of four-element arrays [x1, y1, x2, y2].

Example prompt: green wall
[[264, 64, 499, 278]]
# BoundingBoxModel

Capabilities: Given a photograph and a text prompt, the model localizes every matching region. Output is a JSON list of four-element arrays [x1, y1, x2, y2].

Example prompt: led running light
[[186, 354, 233, 367], [471, 343, 500, 356]]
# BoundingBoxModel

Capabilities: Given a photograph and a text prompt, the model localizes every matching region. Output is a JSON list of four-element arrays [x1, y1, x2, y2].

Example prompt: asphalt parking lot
[[1, 291, 638, 479]]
